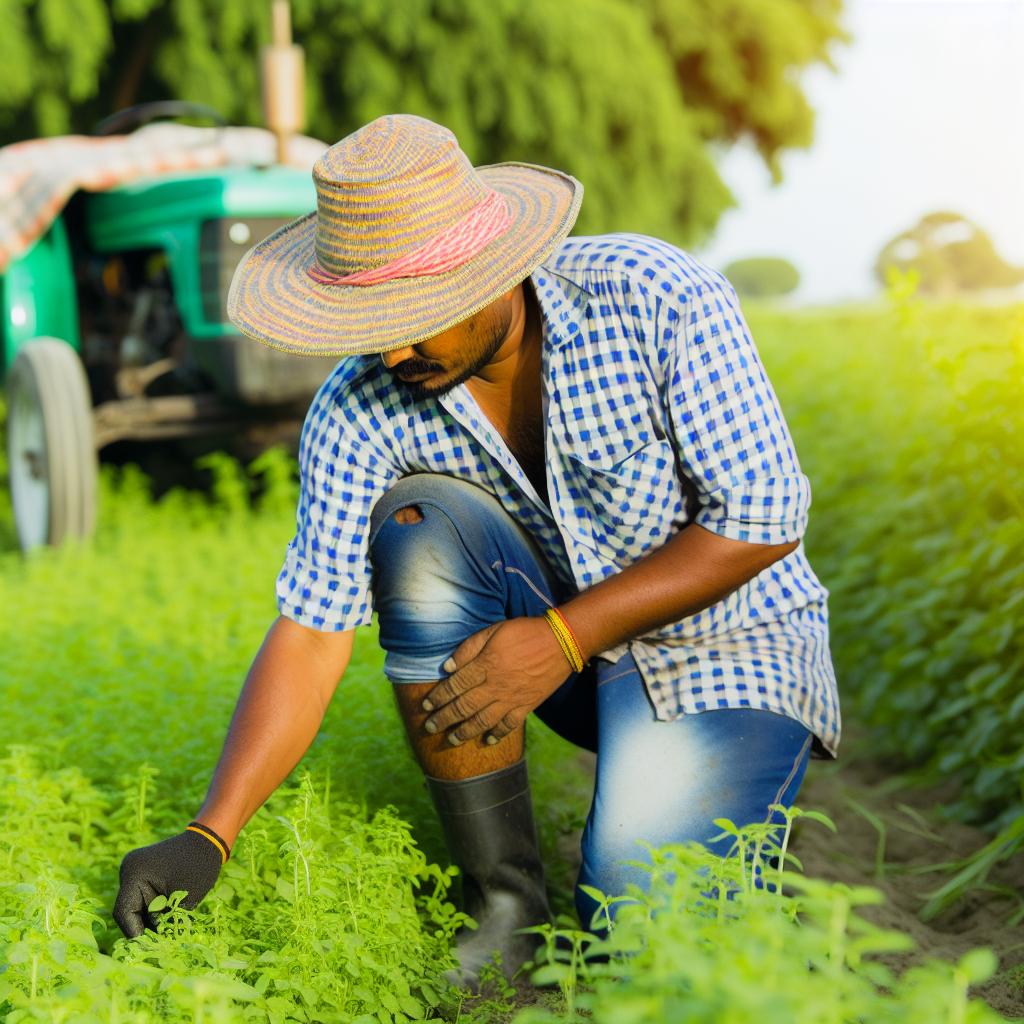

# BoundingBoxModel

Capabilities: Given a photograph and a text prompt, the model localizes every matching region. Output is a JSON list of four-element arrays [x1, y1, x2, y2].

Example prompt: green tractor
[[2, 5, 334, 552]]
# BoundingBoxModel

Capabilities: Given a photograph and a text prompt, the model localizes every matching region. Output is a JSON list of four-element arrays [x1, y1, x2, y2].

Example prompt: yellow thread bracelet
[[548, 623, 577, 667], [550, 613, 585, 673], [544, 608, 586, 673], [546, 622, 576, 671], [557, 606, 589, 671], [551, 607, 587, 670]]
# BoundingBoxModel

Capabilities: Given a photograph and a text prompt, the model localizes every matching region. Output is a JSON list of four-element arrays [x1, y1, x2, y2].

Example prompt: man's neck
[[467, 281, 543, 428]]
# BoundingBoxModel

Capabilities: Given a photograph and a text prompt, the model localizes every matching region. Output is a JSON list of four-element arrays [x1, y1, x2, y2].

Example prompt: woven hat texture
[[226, 113, 582, 357]]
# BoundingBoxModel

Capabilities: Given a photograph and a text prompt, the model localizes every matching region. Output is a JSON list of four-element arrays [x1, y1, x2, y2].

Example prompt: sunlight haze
[[694, 0, 1024, 305]]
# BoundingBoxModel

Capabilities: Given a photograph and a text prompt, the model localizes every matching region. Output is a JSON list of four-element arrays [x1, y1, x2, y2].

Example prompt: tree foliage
[[875, 211, 1024, 297], [724, 255, 800, 299], [0, 0, 850, 246]]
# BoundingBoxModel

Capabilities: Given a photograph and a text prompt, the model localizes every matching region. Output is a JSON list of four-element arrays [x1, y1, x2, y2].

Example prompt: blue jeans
[[367, 473, 812, 931]]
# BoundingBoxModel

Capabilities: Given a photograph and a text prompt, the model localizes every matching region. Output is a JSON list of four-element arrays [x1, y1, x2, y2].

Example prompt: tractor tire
[[6, 337, 98, 552]]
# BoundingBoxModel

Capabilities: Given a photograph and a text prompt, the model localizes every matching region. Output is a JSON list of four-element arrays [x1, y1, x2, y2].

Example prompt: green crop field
[[1, 284, 1021, 1022]]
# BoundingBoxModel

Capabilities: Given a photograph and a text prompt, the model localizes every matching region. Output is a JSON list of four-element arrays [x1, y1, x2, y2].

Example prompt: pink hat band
[[307, 189, 512, 287]]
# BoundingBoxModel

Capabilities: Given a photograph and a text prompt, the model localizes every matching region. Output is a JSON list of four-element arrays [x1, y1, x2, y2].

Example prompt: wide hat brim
[[226, 162, 582, 358]]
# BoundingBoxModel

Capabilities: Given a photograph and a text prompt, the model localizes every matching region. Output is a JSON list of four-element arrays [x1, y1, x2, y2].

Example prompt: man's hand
[[112, 830, 224, 939], [421, 616, 573, 746]]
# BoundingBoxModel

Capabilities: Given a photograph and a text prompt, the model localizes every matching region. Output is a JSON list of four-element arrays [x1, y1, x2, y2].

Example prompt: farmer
[[113, 113, 840, 985]]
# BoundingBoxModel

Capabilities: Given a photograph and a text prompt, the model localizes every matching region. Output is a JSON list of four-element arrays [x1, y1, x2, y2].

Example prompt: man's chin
[[399, 374, 456, 399]]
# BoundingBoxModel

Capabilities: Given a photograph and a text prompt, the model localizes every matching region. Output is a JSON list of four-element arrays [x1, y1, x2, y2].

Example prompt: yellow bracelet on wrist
[[543, 607, 587, 673]]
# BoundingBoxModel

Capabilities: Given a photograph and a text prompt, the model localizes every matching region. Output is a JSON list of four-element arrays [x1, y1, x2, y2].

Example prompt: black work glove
[[113, 822, 230, 939]]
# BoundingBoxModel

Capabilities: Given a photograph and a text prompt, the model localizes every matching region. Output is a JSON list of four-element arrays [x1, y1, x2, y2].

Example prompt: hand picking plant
[[0, 750, 470, 1022]]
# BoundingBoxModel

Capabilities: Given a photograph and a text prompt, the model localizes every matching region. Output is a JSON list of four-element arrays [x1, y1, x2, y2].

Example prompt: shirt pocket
[[562, 437, 683, 550]]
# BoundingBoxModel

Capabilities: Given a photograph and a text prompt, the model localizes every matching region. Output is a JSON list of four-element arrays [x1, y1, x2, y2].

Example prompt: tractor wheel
[[6, 337, 98, 552]]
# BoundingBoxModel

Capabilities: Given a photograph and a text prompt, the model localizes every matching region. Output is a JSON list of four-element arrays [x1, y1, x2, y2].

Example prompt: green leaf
[[798, 810, 838, 833], [957, 948, 998, 983], [398, 995, 423, 1018]]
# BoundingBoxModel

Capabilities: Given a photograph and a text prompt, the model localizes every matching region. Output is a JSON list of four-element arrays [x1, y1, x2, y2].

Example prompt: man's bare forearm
[[193, 616, 355, 847], [556, 522, 799, 663]]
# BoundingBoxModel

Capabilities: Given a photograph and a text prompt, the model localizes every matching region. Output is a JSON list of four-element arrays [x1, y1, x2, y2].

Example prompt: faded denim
[[367, 473, 811, 930]]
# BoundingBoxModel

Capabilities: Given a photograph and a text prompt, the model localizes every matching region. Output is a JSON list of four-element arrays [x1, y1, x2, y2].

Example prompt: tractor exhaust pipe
[[262, 0, 305, 165]]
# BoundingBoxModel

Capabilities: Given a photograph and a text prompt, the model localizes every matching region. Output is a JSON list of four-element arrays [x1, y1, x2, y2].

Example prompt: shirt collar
[[530, 260, 592, 350]]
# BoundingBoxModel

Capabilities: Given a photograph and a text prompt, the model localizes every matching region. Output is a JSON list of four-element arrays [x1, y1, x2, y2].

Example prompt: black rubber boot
[[426, 759, 552, 990]]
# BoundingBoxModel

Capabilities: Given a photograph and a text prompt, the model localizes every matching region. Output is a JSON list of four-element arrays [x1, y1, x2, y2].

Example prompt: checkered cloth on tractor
[[0, 123, 326, 275]]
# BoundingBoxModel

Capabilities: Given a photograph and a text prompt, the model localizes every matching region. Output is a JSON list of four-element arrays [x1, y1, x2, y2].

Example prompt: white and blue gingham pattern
[[277, 233, 841, 758]]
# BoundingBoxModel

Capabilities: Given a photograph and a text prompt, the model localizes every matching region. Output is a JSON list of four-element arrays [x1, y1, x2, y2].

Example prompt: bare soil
[[793, 734, 1024, 1020]]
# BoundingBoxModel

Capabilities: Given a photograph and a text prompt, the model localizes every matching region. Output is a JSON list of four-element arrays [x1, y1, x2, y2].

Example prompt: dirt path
[[794, 737, 1023, 1019]]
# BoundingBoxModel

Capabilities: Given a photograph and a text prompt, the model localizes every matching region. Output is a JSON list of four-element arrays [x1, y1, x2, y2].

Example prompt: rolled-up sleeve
[[276, 369, 401, 631], [660, 273, 811, 545]]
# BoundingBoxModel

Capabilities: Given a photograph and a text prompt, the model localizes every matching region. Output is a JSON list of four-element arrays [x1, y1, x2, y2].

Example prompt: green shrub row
[[0, 744, 1003, 1024], [752, 288, 1024, 832], [0, 747, 467, 1023]]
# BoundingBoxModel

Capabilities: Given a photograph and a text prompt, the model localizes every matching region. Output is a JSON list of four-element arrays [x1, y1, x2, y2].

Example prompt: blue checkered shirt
[[277, 233, 841, 758]]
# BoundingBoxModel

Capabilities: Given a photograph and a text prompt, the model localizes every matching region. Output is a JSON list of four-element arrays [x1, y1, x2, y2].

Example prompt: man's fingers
[[484, 711, 523, 746], [113, 882, 146, 939], [444, 623, 501, 676], [113, 876, 164, 938], [447, 705, 507, 746], [139, 879, 165, 933], [424, 687, 492, 734], [422, 659, 486, 712]]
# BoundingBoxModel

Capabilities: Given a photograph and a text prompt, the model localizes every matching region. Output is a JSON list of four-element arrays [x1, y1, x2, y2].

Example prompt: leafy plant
[[514, 814, 1002, 1024], [1, 296, 1022, 1019], [754, 291, 1024, 918]]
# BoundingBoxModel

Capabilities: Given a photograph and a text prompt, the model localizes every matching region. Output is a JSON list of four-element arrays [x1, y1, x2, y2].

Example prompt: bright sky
[[692, 0, 1024, 305]]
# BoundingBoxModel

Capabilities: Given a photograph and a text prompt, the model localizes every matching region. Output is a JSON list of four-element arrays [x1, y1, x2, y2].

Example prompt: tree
[[0, 0, 851, 247], [874, 211, 1024, 297], [723, 256, 800, 299]]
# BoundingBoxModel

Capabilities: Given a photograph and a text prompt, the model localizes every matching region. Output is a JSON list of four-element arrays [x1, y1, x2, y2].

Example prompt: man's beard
[[392, 304, 511, 400]]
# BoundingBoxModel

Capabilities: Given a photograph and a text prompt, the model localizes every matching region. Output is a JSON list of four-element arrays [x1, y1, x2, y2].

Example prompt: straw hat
[[226, 113, 583, 357]]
